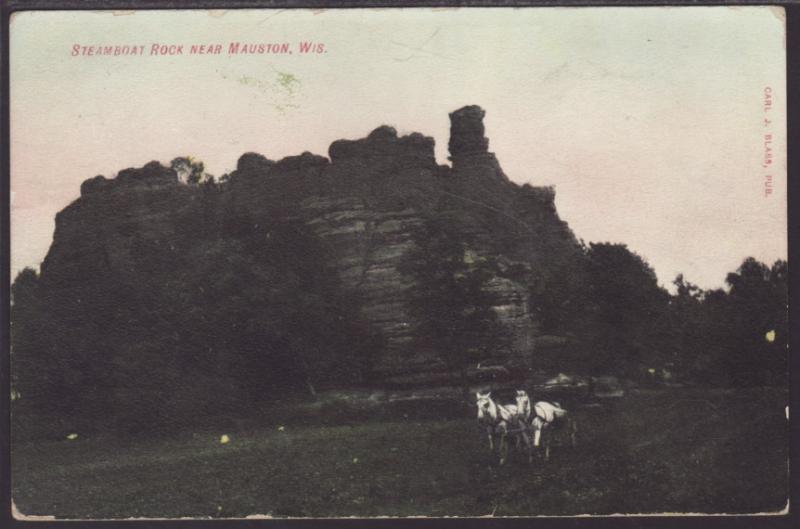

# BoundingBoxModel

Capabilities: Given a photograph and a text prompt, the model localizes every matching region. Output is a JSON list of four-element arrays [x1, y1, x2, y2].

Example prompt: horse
[[515, 389, 532, 422], [528, 399, 578, 461], [475, 391, 531, 464]]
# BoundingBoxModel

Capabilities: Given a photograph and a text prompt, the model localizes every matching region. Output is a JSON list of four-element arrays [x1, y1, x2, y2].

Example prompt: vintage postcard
[[8, 6, 788, 519]]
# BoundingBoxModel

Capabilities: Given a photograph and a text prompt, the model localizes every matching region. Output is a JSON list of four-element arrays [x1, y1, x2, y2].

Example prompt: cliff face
[[40, 106, 582, 381]]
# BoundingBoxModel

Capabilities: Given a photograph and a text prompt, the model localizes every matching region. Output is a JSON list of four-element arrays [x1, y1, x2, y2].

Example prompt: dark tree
[[528, 242, 592, 336], [721, 258, 787, 386], [400, 218, 509, 390], [10, 269, 47, 411], [665, 273, 705, 380], [664, 258, 787, 387], [10, 209, 380, 437], [583, 243, 671, 377]]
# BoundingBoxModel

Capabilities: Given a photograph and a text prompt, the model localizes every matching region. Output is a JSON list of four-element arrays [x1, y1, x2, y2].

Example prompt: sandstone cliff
[[39, 106, 583, 383]]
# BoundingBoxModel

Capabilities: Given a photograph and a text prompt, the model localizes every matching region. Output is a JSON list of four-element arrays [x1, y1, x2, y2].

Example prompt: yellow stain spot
[[66, 433, 78, 440], [765, 330, 776, 342], [647, 368, 656, 374], [276, 72, 300, 94], [352, 457, 359, 463], [277, 426, 285, 432], [220, 434, 230, 444]]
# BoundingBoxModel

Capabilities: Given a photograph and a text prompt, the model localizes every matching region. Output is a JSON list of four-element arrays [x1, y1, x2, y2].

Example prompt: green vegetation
[[10, 213, 378, 437], [400, 218, 509, 391], [171, 156, 213, 185], [11, 387, 787, 518], [530, 243, 787, 386]]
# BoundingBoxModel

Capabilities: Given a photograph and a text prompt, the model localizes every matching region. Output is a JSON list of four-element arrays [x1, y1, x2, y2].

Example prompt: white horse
[[528, 398, 577, 461], [476, 391, 531, 464], [515, 390, 532, 422]]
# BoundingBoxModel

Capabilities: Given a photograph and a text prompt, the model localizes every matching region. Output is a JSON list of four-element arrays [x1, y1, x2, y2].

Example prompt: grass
[[11, 386, 788, 519]]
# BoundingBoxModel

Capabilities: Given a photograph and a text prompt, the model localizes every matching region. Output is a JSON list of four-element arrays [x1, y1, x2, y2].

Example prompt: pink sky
[[10, 7, 787, 290]]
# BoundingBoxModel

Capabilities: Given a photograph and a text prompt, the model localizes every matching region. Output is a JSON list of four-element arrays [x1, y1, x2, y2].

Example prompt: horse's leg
[[487, 426, 494, 451], [519, 422, 533, 463], [544, 434, 551, 461], [499, 433, 508, 465], [497, 422, 509, 465], [533, 426, 545, 460]]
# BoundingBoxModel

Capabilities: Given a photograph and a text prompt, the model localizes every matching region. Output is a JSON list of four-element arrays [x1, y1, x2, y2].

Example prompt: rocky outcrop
[[79, 161, 179, 197], [236, 152, 275, 174], [448, 105, 489, 157], [329, 125, 436, 168], [39, 105, 582, 381], [300, 196, 426, 373]]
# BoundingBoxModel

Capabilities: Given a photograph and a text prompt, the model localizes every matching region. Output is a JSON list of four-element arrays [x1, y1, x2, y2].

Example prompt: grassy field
[[11, 386, 788, 519]]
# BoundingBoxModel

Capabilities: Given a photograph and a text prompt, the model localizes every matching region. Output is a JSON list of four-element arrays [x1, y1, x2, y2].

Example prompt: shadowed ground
[[11, 387, 788, 519]]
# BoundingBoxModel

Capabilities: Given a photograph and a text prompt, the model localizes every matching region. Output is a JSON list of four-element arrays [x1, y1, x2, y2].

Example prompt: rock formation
[[39, 106, 583, 383], [448, 105, 489, 157]]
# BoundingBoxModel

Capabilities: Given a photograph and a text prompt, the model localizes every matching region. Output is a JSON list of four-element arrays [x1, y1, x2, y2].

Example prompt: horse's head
[[515, 390, 531, 418], [476, 391, 495, 420]]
